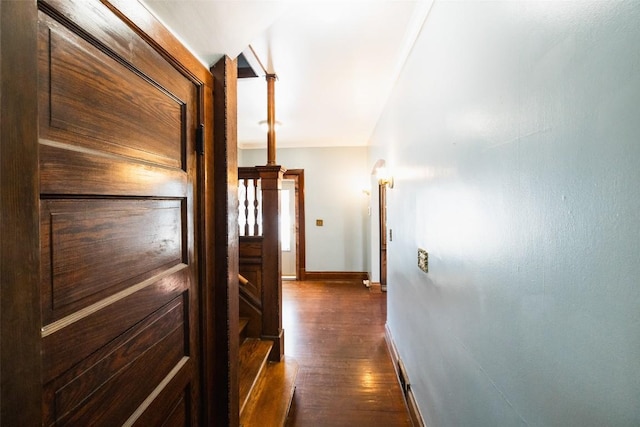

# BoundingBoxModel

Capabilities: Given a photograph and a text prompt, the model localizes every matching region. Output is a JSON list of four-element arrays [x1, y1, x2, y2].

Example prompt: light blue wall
[[240, 146, 370, 273], [371, 2, 640, 426]]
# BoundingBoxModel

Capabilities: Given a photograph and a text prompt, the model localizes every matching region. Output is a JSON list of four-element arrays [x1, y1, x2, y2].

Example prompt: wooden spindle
[[243, 178, 249, 236], [253, 179, 260, 236]]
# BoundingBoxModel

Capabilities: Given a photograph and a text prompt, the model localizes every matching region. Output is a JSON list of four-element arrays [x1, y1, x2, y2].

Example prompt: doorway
[[281, 179, 296, 278], [379, 183, 388, 291], [282, 170, 306, 280], [370, 159, 389, 292]]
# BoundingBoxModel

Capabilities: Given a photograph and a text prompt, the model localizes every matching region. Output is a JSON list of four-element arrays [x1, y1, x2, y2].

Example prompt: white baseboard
[[384, 324, 426, 427]]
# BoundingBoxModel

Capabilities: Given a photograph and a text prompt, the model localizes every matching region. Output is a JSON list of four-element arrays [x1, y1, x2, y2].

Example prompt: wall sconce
[[258, 119, 282, 132], [377, 166, 394, 189]]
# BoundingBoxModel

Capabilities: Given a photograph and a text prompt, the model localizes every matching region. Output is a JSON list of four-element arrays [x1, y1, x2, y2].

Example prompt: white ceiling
[[140, 0, 434, 149]]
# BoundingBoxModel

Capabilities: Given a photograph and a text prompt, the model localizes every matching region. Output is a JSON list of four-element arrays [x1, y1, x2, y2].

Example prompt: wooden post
[[1, 2, 43, 425], [256, 165, 285, 361], [266, 74, 277, 166], [211, 55, 240, 427]]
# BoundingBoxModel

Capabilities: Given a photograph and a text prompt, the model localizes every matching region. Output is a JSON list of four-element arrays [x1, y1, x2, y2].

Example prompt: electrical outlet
[[418, 248, 428, 273]]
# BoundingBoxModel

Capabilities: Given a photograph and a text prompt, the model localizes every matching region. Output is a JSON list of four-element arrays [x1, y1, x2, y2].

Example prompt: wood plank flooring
[[283, 280, 412, 427]]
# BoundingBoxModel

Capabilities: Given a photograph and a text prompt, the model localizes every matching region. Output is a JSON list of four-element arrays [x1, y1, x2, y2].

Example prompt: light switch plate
[[418, 248, 428, 273]]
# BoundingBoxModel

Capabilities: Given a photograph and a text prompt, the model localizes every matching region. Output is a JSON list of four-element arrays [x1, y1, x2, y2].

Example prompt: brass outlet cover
[[418, 248, 428, 273]]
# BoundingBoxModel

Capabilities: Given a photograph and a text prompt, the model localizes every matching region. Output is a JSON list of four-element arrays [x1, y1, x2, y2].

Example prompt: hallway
[[283, 280, 411, 427]]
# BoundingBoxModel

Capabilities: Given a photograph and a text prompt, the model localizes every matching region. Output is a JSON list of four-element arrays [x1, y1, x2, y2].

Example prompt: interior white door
[[281, 179, 296, 277]]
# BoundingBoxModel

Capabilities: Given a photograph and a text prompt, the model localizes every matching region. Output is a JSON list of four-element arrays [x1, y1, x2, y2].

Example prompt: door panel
[[40, 199, 185, 323], [41, 265, 190, 381], [38, 2, 199, 425], [44, 24, 184, 168], [43, 297, 187, 425], [39, 141, 188, 197], [38, 11, 190, 170]]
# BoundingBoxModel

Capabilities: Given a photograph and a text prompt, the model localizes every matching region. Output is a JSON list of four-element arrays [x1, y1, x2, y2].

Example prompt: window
[[280, 189, 291, 251]]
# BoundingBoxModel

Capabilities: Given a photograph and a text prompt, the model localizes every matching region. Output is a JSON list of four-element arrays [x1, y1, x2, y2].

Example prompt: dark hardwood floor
[[283, 280, 412, 427]]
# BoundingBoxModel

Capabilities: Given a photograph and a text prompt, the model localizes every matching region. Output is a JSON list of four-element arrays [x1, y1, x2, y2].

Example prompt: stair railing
[[238, 165, 285, 361]]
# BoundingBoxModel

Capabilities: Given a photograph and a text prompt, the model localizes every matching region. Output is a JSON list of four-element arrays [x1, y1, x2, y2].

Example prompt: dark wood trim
[[302, 271, 369, 281], [238, 166, 261, 179], [385, 325, 426, 427], [198, 78, 217, 427], [0, 1, 42, 424], [103, 0, 212, 85], [283, 169, 306, 280], [256, 166, 285, 362], [211, 56, 240, 427]]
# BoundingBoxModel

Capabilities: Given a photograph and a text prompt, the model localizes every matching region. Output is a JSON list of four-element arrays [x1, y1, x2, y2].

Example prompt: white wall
[[371, 2, 640, 426], [240, 146, 370, 273]]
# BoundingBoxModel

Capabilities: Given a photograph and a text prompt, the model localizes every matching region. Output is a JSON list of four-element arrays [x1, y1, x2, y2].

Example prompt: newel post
[[256, 165, 285, 361]]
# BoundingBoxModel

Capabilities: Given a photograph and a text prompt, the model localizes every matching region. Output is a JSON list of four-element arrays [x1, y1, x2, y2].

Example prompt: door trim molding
[[1, 1, 42, 424], [284, 169, 306, 280]]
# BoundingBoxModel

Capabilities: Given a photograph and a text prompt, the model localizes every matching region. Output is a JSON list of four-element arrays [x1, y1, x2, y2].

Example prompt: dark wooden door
[[38, 1, 200, 425]]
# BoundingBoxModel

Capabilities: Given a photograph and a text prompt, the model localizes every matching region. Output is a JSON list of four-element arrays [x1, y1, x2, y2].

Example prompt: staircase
[[238, 318, 298, 427], [237, 165, 296, 426]]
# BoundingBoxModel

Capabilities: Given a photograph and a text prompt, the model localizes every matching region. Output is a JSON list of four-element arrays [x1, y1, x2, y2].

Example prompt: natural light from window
[[280, 189, 291, 252]]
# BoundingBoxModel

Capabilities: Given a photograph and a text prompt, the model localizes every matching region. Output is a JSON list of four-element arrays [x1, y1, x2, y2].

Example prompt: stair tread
[[240, 356, 299, 427], [239, 339, 273, 414]]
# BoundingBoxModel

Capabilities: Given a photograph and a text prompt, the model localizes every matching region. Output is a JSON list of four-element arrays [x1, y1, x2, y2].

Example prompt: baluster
[[243, 178, 249, 236], [253, 179, 260, 236]]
